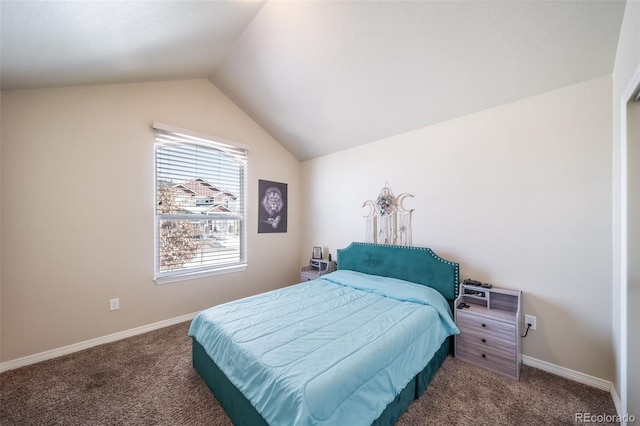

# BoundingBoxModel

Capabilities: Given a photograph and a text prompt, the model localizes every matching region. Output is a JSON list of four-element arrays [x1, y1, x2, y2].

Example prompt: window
[[153, 122, 248, 284]]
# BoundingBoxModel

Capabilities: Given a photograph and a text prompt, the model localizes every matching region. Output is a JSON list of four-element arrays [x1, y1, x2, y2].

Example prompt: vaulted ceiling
[[0, 1, 626, 160]]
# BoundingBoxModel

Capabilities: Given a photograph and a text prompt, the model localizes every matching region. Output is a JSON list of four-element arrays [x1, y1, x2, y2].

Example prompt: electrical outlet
[[109, 298, 120, 311], [524, 314, 536, 330]]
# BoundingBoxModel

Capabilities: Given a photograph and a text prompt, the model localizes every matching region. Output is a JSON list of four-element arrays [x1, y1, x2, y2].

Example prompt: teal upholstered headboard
[[336, 242, 459, 302]]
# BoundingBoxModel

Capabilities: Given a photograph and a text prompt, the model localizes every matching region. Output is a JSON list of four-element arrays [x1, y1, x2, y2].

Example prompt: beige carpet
[[0, 321, 618, 425]]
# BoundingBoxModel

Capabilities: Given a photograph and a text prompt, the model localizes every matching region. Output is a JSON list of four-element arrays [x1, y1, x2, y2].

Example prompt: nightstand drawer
[[456, 311, 516, 339], [456, 331, 516, 357], [456, 339, 517, 377], [300, 271, 317, 281]]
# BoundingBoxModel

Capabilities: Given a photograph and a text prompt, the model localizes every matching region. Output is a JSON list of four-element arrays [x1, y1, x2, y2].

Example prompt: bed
[[188, 242, 460, 425]]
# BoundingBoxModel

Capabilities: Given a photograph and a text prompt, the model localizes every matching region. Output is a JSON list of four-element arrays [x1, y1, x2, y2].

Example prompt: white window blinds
[[153, 122, 248, 283]]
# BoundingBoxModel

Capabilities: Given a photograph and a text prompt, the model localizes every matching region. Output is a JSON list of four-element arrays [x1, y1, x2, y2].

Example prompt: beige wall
[[0, 79, 302, 362], [612, 0, 640, 416], [301, 76, 614, 381]]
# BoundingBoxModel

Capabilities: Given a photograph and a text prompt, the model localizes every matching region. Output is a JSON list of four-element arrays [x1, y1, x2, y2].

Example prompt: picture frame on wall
[[258, 179, 288, 233]]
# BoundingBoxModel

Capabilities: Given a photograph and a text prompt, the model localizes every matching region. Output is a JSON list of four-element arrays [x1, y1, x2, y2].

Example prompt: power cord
[[521, 323, 532, 338]]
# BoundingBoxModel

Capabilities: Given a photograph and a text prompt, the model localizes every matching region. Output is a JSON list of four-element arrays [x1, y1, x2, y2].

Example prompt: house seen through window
[[153, 123, 248, 284]]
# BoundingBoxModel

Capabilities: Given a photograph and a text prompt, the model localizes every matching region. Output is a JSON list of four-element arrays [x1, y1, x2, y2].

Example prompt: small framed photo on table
[[312, 246, 322, 259]]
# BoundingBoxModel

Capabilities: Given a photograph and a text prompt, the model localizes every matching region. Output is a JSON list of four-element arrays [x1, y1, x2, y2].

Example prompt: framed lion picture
[[258, 179, 287, 233]]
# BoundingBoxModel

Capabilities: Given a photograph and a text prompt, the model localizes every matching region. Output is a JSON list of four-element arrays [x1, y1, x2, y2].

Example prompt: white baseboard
[[609, 384, 623, 423], [522, 355, 612, 391], [522, 355, 621, 417], [0, 311, 200, 373]]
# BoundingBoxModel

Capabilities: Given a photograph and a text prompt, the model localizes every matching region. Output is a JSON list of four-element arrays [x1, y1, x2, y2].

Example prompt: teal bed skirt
[[192, 336, 451, 426]]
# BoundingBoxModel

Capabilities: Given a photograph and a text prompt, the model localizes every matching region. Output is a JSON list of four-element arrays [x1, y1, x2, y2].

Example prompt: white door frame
[[619, 63, 640, 420]]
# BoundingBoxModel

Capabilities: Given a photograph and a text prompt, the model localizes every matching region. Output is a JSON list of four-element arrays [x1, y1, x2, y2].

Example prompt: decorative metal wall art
[[362, 182, 414, 246]]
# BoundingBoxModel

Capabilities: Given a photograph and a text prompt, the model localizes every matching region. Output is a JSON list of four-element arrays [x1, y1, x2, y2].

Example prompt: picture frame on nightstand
[[312, 246, 322, 259]]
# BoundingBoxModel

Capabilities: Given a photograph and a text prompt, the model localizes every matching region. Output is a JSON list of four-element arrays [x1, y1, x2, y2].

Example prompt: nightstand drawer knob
[[481, 338, 486, 343], [482, 323, 486, 327], [481, 354, 486, 358]]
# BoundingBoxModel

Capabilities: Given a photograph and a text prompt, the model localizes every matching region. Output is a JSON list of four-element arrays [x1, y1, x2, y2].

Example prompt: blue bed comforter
[[188, 270, 459, 426]]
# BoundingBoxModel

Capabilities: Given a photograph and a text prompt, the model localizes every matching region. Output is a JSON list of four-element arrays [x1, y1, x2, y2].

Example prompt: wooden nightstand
[[454, 283, 522, 380], [300, 259, 336, 281]]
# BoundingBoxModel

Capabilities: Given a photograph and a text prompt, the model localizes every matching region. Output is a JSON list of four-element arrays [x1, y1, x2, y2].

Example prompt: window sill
[[154, 264, 248, 285]]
